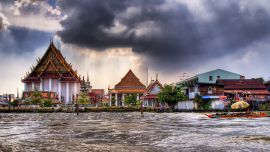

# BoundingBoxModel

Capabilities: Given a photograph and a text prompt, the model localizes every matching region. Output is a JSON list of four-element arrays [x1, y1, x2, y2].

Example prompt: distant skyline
[[1, 0, 270, 94]]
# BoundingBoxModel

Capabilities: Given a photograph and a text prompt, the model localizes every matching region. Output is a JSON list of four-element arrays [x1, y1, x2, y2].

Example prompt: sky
[[1, 0, 270, 95]]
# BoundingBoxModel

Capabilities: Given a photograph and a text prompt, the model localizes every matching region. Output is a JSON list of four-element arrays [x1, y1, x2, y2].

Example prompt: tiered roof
[[22, 42, 80, 83], [113, 70, 146, 93]]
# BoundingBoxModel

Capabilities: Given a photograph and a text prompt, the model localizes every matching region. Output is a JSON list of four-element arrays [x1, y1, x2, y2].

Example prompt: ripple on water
[[0, 112, 269, 151]]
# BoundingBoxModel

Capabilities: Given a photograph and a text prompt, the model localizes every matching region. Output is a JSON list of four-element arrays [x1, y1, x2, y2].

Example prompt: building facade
[[108, 70, 146, 106], [177, 69, 244, 99], [143, 77, 163, 107], [22, 42, 81, 104], [218, 79, 270, 102]]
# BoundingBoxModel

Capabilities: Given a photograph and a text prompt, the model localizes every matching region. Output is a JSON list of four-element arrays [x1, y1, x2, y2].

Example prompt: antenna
[[178, 73, 189, 82]]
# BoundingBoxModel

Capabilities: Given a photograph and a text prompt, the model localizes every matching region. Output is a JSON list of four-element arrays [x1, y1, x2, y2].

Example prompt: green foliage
[[124, 94, 137, 106], [30, 90, 44, 105], [77, 92, 89, 104], [43, 99, 53, 107], [158, 84, 187, 107], [194, 95, 211, 110]]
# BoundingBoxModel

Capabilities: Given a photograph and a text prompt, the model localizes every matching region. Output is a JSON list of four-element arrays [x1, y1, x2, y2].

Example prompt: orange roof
[[22, 43, 80, 82], [114, 69, 146, 90], [111, 89, 146, 93]]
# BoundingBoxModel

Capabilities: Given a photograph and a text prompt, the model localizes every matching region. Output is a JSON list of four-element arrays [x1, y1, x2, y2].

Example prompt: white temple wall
[[51, 79, 58, 92], [69, 83, 74, 103], [42, 79, 50, 91]]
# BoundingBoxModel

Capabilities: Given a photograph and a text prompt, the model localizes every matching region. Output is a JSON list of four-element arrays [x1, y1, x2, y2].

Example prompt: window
[[209, 76, 213, 81], [217, 76, 220, 80], [208, 86, 213, 94]]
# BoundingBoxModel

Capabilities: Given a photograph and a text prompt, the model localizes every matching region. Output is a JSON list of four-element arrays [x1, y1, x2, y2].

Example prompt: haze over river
[[0, 112, 269, 152]]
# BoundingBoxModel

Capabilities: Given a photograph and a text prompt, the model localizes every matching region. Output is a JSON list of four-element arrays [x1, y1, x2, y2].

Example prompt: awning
[[202, 96, 220, 99]]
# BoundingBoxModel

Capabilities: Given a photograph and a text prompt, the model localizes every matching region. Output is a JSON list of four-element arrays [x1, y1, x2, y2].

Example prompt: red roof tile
[[217, 79, 266, 90], [115, 70, 146, 90]]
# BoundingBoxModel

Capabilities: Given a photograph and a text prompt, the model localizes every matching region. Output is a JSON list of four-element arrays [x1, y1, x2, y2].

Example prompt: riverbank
[[0, 107, 155, 113], [0, 107, 268, 113]]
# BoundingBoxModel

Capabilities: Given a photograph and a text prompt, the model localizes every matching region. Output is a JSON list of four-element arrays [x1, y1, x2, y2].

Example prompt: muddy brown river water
[[0, 112, 269, 152]]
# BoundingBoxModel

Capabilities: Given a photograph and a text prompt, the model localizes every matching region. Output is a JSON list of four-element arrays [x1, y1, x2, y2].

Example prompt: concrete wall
[[177, 100, 197, 110]]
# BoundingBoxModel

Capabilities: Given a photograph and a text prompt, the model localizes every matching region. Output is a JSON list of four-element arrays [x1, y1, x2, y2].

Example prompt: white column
[[66, 82, 69, 104], [40, 78, 43, 91], [58, 80, 61, 102], [109, 93, 112, 106], [137, 93, 140, 101], [115, 93, 118, 106], [49, 78, 52, 92], [122, 94, 125, 106], [74, 83, 77, 101], [31, 82, 35, 91], [74, 83, 77, 94]]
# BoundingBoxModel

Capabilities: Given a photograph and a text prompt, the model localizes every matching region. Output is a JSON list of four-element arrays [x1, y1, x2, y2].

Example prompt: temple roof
[[147, 79, 163, 93], [114, 70, 146, 91], [22, 42, 80, 82]]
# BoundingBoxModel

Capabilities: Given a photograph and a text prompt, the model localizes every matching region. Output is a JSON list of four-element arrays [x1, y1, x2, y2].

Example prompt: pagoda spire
[[87, 72, 89, 82]]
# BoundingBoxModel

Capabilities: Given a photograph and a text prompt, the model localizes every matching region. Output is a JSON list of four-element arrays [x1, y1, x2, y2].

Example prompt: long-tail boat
[[205, 112, 270, 118]]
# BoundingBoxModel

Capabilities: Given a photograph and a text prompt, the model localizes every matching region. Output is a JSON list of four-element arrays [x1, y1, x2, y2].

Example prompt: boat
[[205, 112, 270, 118]]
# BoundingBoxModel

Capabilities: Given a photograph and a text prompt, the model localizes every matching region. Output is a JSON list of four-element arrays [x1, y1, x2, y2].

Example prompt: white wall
[[177, 100, 197, 110], [211, 100, 225, 110]]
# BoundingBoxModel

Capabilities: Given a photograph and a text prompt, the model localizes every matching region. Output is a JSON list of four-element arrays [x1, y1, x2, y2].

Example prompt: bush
[[195, 95, 211, 110], [43, 99, 53, 107]]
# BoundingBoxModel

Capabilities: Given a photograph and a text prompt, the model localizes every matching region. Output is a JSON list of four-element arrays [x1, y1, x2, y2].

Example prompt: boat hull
[[205, 112, 270, 119]]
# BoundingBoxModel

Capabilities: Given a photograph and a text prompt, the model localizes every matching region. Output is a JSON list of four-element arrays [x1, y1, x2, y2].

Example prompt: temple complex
[[108, 70, 146, 106], [21, 42, 81, 104]]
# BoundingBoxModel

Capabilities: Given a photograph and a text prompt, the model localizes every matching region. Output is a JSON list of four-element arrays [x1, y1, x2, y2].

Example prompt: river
[[0, 112, 269, 152]]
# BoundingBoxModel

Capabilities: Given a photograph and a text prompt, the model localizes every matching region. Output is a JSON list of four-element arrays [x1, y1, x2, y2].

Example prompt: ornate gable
[[147, 79, 163, 94], [22, 43, 80, 82]]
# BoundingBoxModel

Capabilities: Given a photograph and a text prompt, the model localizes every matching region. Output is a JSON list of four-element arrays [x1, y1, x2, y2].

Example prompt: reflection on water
[[0, 112, 269, 152]]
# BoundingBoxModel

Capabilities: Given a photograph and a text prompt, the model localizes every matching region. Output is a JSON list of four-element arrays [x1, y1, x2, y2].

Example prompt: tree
[[194, 95, 211, 110], [124, 94, 137, 106], [158, 84, 187, 108], [76, 92, 89, 104], [111, 96, 116, 106]]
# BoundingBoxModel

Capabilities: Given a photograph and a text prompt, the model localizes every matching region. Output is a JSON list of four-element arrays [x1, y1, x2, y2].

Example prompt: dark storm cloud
[[57, 0, 270, 70], [0, 26, 51, 54]]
